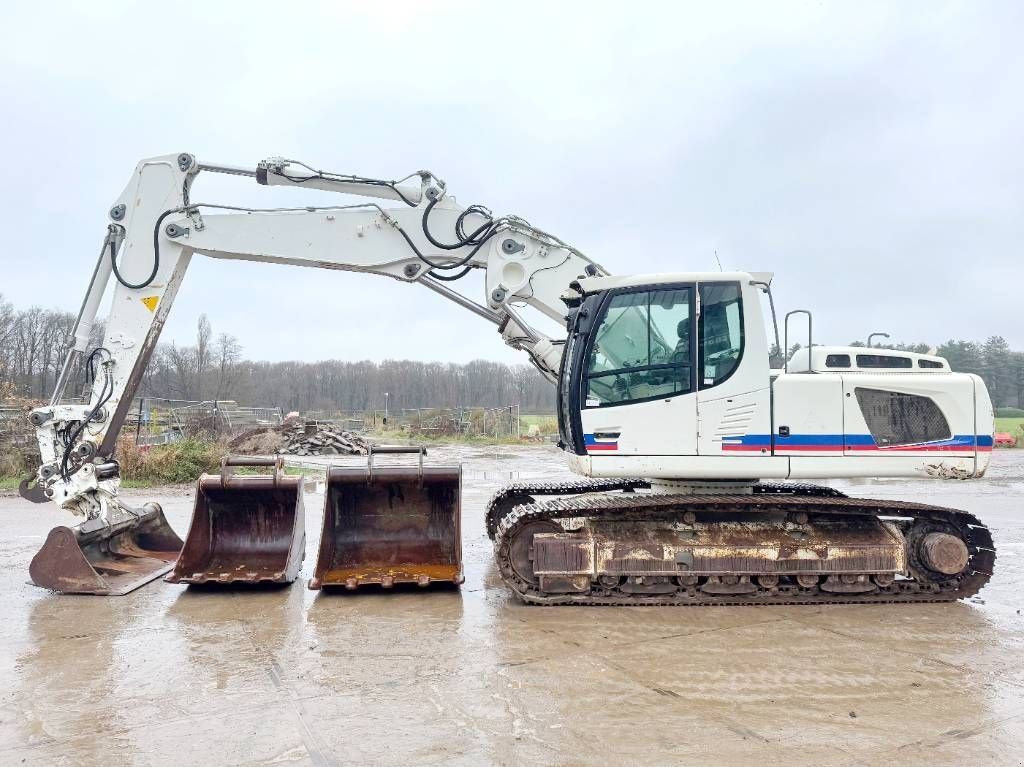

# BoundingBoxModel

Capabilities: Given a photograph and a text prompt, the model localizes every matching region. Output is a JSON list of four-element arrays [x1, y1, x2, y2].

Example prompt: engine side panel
[[775, 370, 991, 480]]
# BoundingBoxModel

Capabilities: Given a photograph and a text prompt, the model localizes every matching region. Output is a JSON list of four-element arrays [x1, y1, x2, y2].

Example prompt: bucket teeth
[[166, 473, 306, 586]]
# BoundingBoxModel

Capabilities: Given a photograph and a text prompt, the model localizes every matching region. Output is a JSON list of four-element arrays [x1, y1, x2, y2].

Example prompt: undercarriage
[[487, 480, 994, 606]]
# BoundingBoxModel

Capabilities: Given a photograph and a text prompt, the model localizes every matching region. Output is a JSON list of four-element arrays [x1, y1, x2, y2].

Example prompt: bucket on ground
[[310, 446, 462, 590], [29, 503, 183, 595], [166, 455, 305, 585]]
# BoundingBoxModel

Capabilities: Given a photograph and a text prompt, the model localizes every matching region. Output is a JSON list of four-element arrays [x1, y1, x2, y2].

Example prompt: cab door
[[577, 284, 698, 457], [695, 281, 772, 456]]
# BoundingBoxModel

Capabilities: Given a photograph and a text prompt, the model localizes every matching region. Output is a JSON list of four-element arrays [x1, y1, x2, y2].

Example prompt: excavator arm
[[28, 152, 605, 521]]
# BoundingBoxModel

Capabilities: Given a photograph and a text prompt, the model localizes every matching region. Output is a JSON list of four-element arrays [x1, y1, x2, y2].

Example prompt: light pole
[[867, 332, 890, 348], [383, 392, 389, 426]]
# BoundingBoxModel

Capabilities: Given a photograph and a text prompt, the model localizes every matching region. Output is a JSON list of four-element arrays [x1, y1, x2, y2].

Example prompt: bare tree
[[213, 332, 243, 400], [195, 314, 212, 400], [164, 343, 198, 400], [0, 295, 16, 384]]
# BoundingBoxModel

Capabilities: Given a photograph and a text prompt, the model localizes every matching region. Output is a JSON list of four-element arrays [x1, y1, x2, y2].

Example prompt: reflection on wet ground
[[1, 447, 1022, 766]]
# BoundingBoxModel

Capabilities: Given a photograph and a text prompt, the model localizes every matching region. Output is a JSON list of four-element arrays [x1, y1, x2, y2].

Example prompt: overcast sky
[[1, 1, 1020, 364]]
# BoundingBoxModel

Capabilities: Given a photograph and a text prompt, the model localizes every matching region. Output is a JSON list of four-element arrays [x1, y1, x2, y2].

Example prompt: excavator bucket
[[166, 456, 306, 585], [29, 503, 183, 596], [310, 446, 463, 590]]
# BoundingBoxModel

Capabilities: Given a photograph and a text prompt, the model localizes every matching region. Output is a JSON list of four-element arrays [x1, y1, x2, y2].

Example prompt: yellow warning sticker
[[141, 296, 159, 312]]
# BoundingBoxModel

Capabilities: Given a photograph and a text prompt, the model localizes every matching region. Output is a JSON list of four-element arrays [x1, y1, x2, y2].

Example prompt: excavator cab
[[310, 446, 462, 590], [166, 456, 306, 585]]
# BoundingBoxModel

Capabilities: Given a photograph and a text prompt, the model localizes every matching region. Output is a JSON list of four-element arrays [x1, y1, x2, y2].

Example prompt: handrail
[[783, 310, 813, 373]]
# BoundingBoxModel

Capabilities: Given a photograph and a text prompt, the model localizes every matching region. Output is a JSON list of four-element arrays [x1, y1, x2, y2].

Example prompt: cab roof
[[786, 345, 950, 373], [574, 271, 772, 294]]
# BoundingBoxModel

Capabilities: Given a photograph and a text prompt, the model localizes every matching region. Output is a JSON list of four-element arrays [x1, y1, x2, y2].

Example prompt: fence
[[2, 398, 550, 453], [305, 405, 530, 439], [392, 405, 521, 439], [129, 399, 283, 445], [0, 406, 36, 452]]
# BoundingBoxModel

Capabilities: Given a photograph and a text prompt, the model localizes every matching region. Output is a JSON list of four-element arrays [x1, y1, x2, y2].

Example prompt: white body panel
[[770, 376, 844, 457], [579, 395, 697, 456], [841, 374, 976, 456], [697, 389, 771, 456], [568, 453, 791, 479], [566, 274, 993, 482]]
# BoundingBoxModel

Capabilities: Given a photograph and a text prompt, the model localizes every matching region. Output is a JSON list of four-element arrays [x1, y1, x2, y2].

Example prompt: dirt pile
[[229, 422, 370, 456]]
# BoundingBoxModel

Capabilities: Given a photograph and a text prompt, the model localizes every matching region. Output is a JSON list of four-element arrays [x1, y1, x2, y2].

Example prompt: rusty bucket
[[310, 446, 463, 590], [166, 456, 305, 585], [29, 502, 183, 595]]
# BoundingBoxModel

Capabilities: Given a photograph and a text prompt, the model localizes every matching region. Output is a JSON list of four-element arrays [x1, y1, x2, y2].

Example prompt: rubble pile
[[229, 422, 371, 456]]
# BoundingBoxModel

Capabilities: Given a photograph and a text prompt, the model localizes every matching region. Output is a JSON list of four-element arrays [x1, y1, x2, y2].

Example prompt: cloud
[[1, 0, 1020, 363]]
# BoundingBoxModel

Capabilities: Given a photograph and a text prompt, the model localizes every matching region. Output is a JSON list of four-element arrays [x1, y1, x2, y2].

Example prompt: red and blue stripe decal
[[584, 434, 619, 452], [722, 434, 993, 453]]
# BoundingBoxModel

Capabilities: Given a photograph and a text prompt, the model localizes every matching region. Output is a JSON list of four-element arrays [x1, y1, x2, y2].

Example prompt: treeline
[[847, 338, 1024, 409], [139, 319, 555, 411], [222, 358, 553, 412], [0, 297, 555, 411], [0, 298, 75, 400], [137, 316, 554, 410], [2, 294, 1022, 411]]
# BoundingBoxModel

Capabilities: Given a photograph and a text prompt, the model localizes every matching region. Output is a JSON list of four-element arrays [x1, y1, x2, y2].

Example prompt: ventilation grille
[[713, 402, 757, 438], [855, 388, 950, 447]]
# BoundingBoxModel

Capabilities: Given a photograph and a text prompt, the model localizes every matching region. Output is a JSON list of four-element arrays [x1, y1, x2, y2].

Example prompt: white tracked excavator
[[23, 153, 995, 603]]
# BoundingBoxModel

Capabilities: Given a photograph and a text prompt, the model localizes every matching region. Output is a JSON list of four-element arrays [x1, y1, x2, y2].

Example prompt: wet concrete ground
[[1, 446, 1023, 766]]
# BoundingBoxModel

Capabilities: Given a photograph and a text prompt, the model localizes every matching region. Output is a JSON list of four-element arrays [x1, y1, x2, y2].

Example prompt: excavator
[[21, 153, 996, 604]]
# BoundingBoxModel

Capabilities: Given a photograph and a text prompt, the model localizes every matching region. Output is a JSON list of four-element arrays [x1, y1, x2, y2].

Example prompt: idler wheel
[[919, 532, 969, 575], [507, 519, 562, 585]]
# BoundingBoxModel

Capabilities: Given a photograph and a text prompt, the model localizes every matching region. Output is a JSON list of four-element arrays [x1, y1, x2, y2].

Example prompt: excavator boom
[[25, 152, 602, 593]]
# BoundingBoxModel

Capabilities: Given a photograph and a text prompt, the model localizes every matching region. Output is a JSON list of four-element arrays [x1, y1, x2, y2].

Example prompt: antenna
[[713, 249, 723, 272]]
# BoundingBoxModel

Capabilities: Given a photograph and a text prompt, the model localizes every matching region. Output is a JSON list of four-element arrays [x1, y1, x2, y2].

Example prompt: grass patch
[[116, 438, 225, 485], [363, 414, 558, 446], [0, 439, 225, 490], [1, 437, 356, 491], [366, 428, 546, 446], [0, 445, 35, 489], [234, 465, 322, 477], [520, 414, 558, 437], [995, 417, 1024, 445]]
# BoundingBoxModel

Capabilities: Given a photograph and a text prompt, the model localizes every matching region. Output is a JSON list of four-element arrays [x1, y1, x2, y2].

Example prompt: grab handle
[[367, 445, 426, 484], [220, 455, 284, 486], [783, 309, 813, 374]]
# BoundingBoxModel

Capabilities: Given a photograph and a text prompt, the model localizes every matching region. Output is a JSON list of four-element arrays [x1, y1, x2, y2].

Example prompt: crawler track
[[484, 478, 649, 539], [489, 483, 994, 606]]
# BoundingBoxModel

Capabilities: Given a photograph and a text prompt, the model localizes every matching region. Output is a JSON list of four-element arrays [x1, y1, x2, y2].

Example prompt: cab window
[[856, 354, 912, 369], [826, 354, 851, 368], [584, 287, 692, 407], [699, 283, 744, 388]]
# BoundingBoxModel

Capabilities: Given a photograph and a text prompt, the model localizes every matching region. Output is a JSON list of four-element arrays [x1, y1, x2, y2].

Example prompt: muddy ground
[[1, 446, 1022, 766]]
